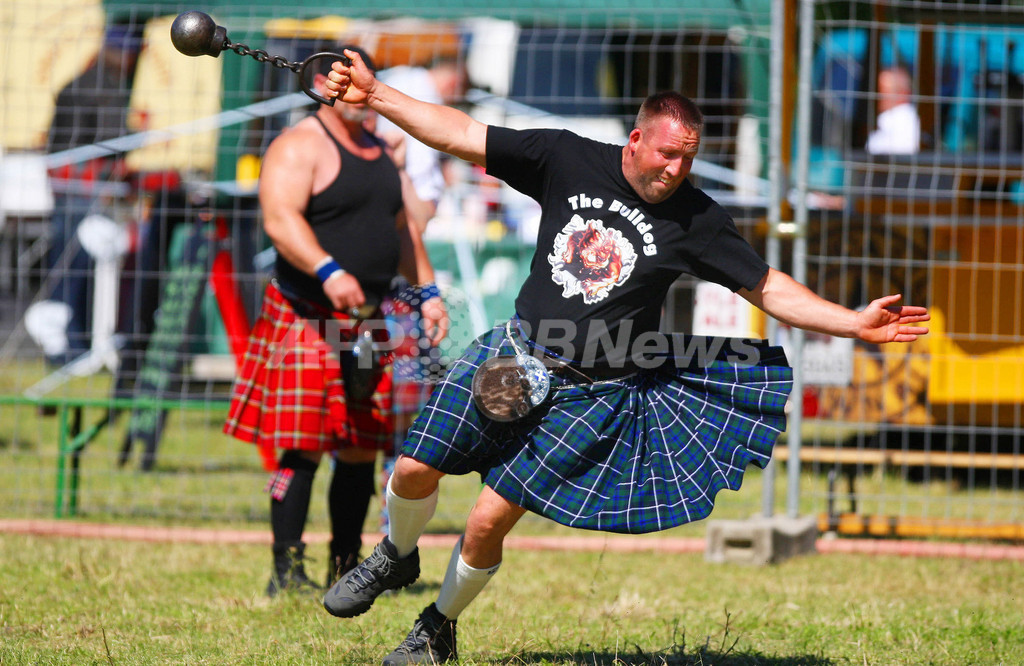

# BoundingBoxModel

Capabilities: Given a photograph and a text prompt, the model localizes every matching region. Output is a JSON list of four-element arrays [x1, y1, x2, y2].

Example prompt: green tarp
[[105, 0, 772, 31]]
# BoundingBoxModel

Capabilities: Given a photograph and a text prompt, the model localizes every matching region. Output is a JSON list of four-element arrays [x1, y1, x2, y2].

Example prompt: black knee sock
[[271, 451, 319, 546], [328, 459, 376, 558]]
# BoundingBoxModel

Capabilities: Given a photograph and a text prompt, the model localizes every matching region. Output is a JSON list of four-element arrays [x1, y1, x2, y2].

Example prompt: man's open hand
[[855, 294, 930, 343]]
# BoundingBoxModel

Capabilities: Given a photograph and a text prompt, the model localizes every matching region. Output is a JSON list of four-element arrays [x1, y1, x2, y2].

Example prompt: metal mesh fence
[[0, 0, 1020, 541], [791, 0, 1024, 539]]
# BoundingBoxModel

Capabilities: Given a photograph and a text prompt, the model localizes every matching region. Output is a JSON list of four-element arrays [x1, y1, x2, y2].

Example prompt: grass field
[[2, 530, 1023, 665], [2, 361, 1023, 664]]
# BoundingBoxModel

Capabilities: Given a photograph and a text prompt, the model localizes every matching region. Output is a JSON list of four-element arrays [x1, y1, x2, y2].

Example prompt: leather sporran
[[471, 352, 550, 422], [343, 329, 383, 401]]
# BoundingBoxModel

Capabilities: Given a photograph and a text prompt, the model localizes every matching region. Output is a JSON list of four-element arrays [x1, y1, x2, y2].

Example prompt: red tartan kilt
[[223, 283, 394, 464]]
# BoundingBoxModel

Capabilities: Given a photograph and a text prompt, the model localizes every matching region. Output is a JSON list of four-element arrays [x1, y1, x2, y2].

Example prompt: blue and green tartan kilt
[[402, 322, 794, 534]]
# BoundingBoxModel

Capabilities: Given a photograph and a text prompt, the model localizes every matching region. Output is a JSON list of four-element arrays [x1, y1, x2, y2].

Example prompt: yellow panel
[[264, 16, 353, 40], [928, 308, 1024, 404], [264, 16, 463, 69], [812, 336, 932, 426], [124, 16, 221, 173], [1, 0, 104, 150], [825, 513, 1024, 540]]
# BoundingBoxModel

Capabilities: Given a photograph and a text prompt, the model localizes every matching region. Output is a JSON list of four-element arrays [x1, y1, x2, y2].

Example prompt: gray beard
[[340, 106, 368, 125]]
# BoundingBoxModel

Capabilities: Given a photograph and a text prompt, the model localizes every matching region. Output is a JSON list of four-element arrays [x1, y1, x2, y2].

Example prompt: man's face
[[315, 72, 371, 125], [338, 101, 370, 126], [623, 116, 700, 204], [437, 63, 468, 104]]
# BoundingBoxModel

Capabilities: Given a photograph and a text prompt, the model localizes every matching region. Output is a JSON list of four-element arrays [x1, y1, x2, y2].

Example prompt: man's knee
[[461, 488, 524, 568], [465, 488, 524, 539], [391, 454, 444, 497]]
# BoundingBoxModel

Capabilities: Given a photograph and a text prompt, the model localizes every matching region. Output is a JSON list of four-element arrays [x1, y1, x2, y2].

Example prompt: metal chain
[[227, 42, 301, 73]]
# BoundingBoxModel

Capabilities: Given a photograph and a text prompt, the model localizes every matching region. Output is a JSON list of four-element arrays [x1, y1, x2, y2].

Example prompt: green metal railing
[[0, 396, 230, 518]]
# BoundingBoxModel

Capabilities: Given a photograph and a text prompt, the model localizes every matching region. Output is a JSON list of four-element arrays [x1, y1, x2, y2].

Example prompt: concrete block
[[705, 515, 818, 565]]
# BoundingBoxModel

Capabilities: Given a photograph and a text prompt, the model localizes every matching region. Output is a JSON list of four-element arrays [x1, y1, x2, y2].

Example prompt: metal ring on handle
[[298, 52, 352, 107]]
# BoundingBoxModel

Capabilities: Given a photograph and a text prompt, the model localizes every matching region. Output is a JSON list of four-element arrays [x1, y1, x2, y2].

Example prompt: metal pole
[[54, 404, 70, 518], [787, 0, 816, 519], [762, 0, 788, 518]]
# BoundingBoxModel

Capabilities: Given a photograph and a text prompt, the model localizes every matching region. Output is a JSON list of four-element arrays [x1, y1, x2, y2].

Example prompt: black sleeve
[[485, 126, 565, 199], [693, 218, 769, 292]]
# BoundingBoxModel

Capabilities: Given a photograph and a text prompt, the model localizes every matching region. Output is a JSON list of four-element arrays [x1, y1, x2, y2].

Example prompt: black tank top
[[275, 114, 403, 307]]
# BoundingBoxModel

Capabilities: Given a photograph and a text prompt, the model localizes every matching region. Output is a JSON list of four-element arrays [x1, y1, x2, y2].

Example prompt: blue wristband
[[398, 282, 441, 307], [417, 282, 441, 302], [315, 257, 345, 284]]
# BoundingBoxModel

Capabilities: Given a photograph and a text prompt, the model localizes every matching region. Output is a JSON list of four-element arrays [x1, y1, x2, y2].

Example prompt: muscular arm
[[739, 267, 930, 343], [395, 210, 434, 291], [395, 210, 448, 346], [259, 128, 323, 271], [328, 51, 489, 168], [258, 123, 365, 310], [381, 130, 439, 235], [398, 170, 438, 236]]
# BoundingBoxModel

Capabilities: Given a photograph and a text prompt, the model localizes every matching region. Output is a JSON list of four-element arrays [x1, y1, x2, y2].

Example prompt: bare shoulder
[[259, 117, 327, 199], [265, 116, 326, 163]]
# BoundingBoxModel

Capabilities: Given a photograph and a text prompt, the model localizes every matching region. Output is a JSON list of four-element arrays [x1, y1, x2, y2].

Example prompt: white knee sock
[[385, 477, 438, 558], [435, 536, 501, 620]]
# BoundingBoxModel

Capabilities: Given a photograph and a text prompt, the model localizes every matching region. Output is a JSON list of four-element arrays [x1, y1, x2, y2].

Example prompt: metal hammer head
[[170, 11, 227, 58]]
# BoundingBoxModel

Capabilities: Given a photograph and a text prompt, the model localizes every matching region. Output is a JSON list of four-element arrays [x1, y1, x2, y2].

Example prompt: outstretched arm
[[327, 51, 489, 168], [739, 268, 930, 343]]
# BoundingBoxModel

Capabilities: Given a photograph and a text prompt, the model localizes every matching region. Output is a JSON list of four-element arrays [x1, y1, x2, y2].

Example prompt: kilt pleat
[[403, 323, 793, 534], [223, 283, 394, 468]]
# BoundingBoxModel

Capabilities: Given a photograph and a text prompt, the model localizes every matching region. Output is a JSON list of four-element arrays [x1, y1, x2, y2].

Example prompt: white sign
[[692, 281, 756, 338], [778, 326, 854, 386]]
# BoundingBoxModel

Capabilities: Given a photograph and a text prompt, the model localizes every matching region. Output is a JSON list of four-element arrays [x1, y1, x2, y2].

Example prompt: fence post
[[762, 0, 789, 519], [784, 0, 817, 519]]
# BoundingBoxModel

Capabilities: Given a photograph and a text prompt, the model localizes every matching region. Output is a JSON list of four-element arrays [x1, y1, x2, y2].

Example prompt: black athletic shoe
[[323, 537, 419, 617], [382, 603, 457, 665]]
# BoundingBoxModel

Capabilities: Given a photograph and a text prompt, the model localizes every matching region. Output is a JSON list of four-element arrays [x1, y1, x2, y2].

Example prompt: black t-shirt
[[486, 126, 768, 365]]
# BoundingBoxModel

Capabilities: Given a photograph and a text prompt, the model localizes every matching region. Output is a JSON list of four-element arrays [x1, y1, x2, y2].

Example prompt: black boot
[[267, 542, 321, 598], [267, 452, 320, 597], [327, 460, 375, 587], [326, 548, 361, 588]]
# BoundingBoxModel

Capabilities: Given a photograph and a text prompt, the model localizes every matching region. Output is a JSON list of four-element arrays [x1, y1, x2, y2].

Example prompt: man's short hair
[[634, 92, 704, 135]]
